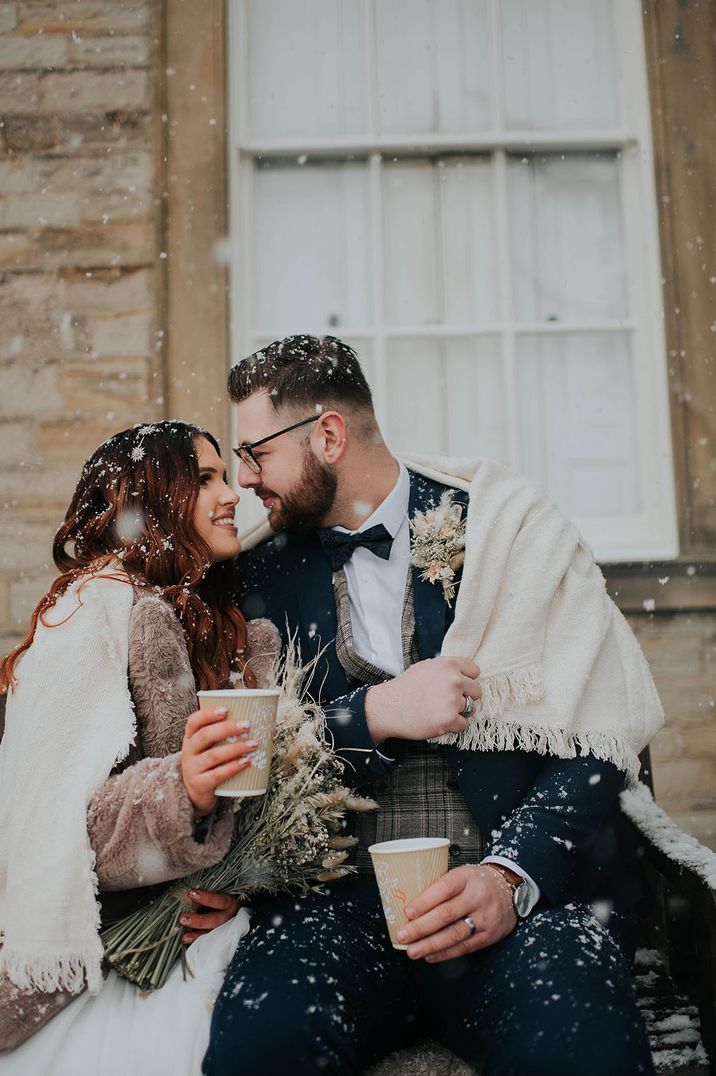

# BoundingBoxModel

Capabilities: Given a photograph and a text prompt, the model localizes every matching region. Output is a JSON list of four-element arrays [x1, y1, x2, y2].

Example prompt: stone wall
[[0, 0, 162, 651]]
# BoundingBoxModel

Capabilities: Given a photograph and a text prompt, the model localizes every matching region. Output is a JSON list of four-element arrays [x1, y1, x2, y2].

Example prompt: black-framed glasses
[[233, 414, 320, 473]]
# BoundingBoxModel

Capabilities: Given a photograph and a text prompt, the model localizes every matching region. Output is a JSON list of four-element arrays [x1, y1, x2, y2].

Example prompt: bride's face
[[192, 437, 241, 563]]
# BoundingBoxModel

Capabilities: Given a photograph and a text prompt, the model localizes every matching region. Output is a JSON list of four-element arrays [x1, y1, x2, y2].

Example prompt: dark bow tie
[[317, 523, 394, 571]]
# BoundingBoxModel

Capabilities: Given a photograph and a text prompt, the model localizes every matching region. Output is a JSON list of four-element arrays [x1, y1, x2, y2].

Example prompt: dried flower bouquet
[[100, 643, 374, 991]]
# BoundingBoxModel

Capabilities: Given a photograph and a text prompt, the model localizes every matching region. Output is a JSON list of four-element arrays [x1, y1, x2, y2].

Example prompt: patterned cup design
[[196, 689, 280, 797], [368, 838, 450, 949]]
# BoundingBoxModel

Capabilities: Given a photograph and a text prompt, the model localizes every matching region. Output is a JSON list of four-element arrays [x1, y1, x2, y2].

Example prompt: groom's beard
[[257, 449, 337, 536]]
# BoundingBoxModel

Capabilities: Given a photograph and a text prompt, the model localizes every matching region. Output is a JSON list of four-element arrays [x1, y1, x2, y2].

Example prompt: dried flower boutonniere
[[409, 490, 466, 607]]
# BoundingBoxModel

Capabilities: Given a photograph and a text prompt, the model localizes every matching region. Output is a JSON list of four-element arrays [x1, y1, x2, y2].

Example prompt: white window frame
[[226, 0, 678, 562]]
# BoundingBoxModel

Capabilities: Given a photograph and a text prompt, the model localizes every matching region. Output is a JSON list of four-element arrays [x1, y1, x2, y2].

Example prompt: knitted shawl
[[241, 454, 664, 782], [0, 574, 136, 997]]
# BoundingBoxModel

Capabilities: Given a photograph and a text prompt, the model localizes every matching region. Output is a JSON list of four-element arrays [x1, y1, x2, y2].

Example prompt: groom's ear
[[314, 410, 347, 464]]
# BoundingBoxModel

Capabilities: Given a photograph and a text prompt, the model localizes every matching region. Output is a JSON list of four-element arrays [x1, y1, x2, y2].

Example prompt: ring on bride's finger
[[460, 694, 475, 719], [463, 915, 478, 937]]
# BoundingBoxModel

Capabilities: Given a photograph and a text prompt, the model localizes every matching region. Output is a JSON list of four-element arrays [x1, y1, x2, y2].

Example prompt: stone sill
[[602, 559, 716, 612]]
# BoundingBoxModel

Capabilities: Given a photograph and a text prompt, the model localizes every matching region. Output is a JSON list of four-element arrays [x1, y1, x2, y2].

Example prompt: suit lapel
[[407, 470, 451, 662], [289, 534, 350, 700]]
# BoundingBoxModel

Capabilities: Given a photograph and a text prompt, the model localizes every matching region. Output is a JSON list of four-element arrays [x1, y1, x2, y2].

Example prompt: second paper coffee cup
[[369, 837, 450, 949], [196, 688, 280, 797]]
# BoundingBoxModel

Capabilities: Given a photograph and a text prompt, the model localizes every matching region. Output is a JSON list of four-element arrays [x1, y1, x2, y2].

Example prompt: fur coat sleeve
[[89, 595, 281, 891]]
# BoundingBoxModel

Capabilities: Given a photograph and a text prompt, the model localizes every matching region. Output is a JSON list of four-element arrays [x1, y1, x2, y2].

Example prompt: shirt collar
[[334, 460, 410, 539]]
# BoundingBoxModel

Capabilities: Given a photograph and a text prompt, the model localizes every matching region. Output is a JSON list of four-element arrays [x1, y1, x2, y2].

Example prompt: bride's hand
[[181, 706, 258, 816], [179, 889, 241, 945]]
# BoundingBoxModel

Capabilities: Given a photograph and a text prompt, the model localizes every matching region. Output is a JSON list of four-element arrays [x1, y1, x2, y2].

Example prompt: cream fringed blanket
[[403, 455, 663, 781], [241, 454, 664, 783], [0, 575, 136, 996]]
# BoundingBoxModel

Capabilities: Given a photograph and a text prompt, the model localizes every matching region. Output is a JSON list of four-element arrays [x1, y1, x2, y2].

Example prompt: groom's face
[[236, 392, 337, 534]]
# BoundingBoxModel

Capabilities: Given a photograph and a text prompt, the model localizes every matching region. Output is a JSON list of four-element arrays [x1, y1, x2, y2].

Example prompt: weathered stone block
[[0, 4, 17, 33], [0, 221, 155, 269], [53, 356, 152, 414], [0, 577, 11, 634], [0, 190, 83, 227], [0, 358, 62, 415], [657, 679, 714, 726], [0, 516, 56, 572], [0, 419, 35, 463], [651, 724, 686, 764], [56, 266, 154, 311], [653, 756, 716, 809], [9, 571, 55, 627], [70, 34, 150, 68], [57, 111, 152, 152], [640, 633, 705, 678], [0, 69, 40, 109], [3, 114, 57, 151], [0, 231, 37, 268], [89, 311, 152, 355], [16, 2, 150, 35], [81, 188, 153, 224], [37, 69, 149, 113], [0, 32, 68, 69]]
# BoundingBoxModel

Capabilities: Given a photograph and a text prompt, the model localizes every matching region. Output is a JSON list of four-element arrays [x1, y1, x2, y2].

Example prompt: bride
[[0, 421, 280, 1074]]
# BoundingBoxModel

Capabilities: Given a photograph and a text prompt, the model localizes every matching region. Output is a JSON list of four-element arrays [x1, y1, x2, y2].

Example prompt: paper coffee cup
[[196, 688, 280, 797], [369, 837, 450, 949]]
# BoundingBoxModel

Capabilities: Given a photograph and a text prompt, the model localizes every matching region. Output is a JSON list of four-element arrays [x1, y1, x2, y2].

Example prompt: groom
[[203, 335, 656, 1076]]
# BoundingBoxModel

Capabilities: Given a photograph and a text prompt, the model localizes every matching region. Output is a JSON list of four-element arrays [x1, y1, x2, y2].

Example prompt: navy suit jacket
[[239, 470, 647, 914]]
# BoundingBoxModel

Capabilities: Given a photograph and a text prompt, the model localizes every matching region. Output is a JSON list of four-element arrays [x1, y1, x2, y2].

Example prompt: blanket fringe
[[429, 663, 641, 781], [0, 946, 104, 996]]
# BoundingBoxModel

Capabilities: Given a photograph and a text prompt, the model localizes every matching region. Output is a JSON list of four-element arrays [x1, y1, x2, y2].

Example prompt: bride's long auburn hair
[[0, 421, 256, 693]]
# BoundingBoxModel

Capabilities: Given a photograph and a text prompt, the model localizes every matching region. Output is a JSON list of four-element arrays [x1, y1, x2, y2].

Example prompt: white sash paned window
[[228, 0, 677, 561]]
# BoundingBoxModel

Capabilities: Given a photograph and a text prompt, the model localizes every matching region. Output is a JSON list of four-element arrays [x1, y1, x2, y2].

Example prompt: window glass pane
[[516, 332, 641, 518], [386, 339, 444, 454], [376, 0, 492, 134], [445, 336, 506, 459], [385, 337, 506, 460], [508, 154, 627, 323], [440, 158, 500, 324], [383, 157, 498, 326], [253, 161, 372, 334], [501, 0, 620, 130], [383, 161, 440, 326], [247, 0, 368, 139]]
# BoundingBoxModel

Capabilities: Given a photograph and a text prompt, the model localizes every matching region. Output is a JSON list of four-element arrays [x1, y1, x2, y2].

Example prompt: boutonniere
[[409, 490, 466, 607]]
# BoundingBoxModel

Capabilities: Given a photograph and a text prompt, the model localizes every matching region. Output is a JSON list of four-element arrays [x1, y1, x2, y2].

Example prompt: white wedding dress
[[0, 910, 251, 1076]]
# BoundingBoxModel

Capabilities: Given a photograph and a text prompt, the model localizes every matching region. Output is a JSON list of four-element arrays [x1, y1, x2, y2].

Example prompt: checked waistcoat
[[332, 567, 483, 874]]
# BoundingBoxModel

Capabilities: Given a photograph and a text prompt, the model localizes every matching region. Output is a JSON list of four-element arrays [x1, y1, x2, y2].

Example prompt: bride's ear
[[314, 411, 347, 464]]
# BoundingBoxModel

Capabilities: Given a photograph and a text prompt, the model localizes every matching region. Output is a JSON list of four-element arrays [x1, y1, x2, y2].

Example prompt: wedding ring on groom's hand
[[463, 915, 478, 937], [460, 694, 475, 719]]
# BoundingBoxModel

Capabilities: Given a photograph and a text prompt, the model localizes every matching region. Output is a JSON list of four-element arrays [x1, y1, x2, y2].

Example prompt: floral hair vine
[[130, 424, 157, 463], [409, 490, 466, 607]]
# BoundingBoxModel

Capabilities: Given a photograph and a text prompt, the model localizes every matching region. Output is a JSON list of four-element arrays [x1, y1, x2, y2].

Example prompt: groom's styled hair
[[228, 334, 375, 417]]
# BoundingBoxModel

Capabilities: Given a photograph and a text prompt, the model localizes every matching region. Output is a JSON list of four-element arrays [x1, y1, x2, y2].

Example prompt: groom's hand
[[365, 656, 481, 745], [395, 865, 517, 962]]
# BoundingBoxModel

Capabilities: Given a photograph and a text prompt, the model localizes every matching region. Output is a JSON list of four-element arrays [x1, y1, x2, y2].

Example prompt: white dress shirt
[[332, 461, 539, 912]]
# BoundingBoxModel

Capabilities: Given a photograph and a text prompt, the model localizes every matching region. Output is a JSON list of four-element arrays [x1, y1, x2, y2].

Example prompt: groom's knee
[[202, 1008, 355, 1076]]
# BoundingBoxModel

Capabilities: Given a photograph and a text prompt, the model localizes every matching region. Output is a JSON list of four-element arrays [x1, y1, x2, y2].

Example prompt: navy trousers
[[203, 876, 654, 1076]]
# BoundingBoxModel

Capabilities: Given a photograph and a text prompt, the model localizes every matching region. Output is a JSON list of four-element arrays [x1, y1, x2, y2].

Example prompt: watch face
[[514, 882, 532, 918]]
